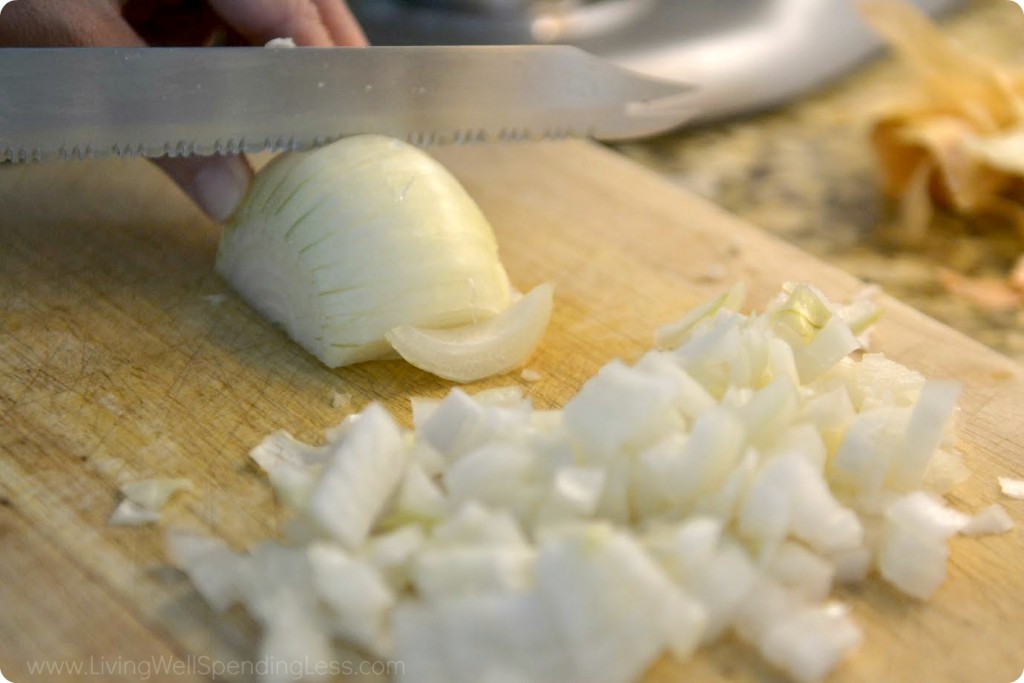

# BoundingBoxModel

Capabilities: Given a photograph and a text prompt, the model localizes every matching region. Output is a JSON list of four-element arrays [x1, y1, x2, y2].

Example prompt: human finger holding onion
[[0, 0, 368, 221], [0, 2, 554, 381]]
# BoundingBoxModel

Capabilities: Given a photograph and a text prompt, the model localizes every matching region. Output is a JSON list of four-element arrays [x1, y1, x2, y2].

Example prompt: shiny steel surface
[[350, 0, 965, 121], [0, 45, 694, 162]]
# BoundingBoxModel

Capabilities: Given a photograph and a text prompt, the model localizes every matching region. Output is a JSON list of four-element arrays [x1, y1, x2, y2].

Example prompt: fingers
[[0, 0, 252, 221], [121, 0, 227, 47], [0, 0, 360, 221], [310, 0, 368, 46], [205, 0, 367, 46], [0, 0, 144, 46], [154, 154, 254, 223]]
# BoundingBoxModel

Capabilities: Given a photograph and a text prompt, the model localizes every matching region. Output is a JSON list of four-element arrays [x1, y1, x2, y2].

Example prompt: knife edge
[[0, 45, 696, 162]]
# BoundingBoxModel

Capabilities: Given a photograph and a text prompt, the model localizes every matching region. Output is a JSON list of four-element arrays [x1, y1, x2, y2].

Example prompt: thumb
[[155, 154, 254, 223]]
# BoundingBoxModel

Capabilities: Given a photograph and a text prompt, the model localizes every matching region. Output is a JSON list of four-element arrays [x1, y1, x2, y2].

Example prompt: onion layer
[[386, 283, 553, 382]]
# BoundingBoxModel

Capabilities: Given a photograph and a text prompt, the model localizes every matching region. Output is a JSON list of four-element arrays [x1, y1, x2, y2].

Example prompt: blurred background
[[348, 0, 961, 121], [350, 0, 1024, 364]]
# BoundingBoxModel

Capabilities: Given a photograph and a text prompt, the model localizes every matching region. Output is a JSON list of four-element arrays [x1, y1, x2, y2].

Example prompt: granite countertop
[[613, 0, 1024, 364]]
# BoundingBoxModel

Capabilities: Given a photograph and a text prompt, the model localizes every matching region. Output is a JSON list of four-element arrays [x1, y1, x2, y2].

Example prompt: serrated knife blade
[[0, 45, 695, 162]]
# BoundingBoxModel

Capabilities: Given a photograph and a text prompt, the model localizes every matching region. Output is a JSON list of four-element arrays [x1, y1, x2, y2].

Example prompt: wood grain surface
[[1, 141, 1022, 682]]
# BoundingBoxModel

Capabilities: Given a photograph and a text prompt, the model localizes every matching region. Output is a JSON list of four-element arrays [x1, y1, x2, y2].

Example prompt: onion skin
[[216, 135, 512, 369]]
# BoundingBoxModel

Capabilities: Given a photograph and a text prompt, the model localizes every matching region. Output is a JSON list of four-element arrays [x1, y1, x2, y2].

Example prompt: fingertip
[[155, 154, 253, 222], [189, 156, 253, 222]]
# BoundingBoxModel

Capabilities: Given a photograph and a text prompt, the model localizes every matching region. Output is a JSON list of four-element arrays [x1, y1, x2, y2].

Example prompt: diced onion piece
[[165, 531, 245, 612], [653, 407, 747, 505], [308, 543, 395, 654], [410, 396, 442, 431], [442, 442, 536, 509], [260, 602, 334, 683], [472, 385, 528, 407], [393, 591, 569, 683], [766, 542, 835, 602], [733, 576, 801, 646], [922, 448, 971, 494], [378, 462, 448, 530], [831, 546, 874, 586], [521, 368, 543, 382], [886, 491, 969, 541], [534, 466, 606, 524], [656, 281, 747, 349], [250, 431, 328, 508], [305, 404, 409, 548], [120, 478, 194, 511], [876, 492, 967, 599], [877, 526, 949, 600], [836, 287, 882, 338], [563, 359, 688, 461], [331, 390, 352, 410], [961, 503, 1014, 537], [386, 283, 553, 383], [999, 476, 1024, 499], [412, 546, 535, 600], [683, 539, 759, 641], [759, 603, 862, 683], [771, 283, 835, 343], [535, 525, 707, 679], [362, 525, 426, 591], [108, 501, 162, 527], [236, 541, 317, 626], [109, 478, 193, 526], [431, 502, 527, 548], [888, 380, 962, 491]]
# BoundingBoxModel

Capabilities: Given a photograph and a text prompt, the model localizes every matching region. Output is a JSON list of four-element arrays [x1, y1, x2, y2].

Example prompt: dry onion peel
[[859, 0, 1024, 304], [217, 135, 554, 381]]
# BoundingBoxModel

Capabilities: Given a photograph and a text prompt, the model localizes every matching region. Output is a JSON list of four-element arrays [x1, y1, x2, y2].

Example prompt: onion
[[108, 478, 193, 526], [305, 404, 409, 548], [166, 283, 1007, 683], [249, 431, 329, 509], [307, 542, 395, 654], [999, 476, 1024, 499], [385, 283, 553, 383], [165, 530, 244, 612], [108, 502, 162, 527], [961, 503, 1014, 536], [217, 135, 557, 382]]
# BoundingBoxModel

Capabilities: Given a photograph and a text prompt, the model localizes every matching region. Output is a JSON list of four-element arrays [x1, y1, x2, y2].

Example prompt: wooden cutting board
[[1, 140, 1022, 683]]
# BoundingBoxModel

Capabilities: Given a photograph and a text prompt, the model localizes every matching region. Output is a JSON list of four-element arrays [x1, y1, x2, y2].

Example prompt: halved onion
[[217, 135, 516, 372]]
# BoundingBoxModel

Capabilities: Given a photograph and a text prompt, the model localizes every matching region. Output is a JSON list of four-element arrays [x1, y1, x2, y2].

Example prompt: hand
[[0, 0, 368, 222]]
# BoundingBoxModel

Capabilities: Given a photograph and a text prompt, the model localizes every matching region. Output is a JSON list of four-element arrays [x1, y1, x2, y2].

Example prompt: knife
[[0, 45, 695, 163]]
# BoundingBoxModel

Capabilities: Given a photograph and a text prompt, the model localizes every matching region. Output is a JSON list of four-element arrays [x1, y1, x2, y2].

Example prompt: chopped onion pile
[[167, 283, 1011, 683], [217, 135, 550, 381]]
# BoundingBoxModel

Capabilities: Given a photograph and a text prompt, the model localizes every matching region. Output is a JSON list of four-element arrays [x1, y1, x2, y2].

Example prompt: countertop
[[613, 0, 1024, 364]]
